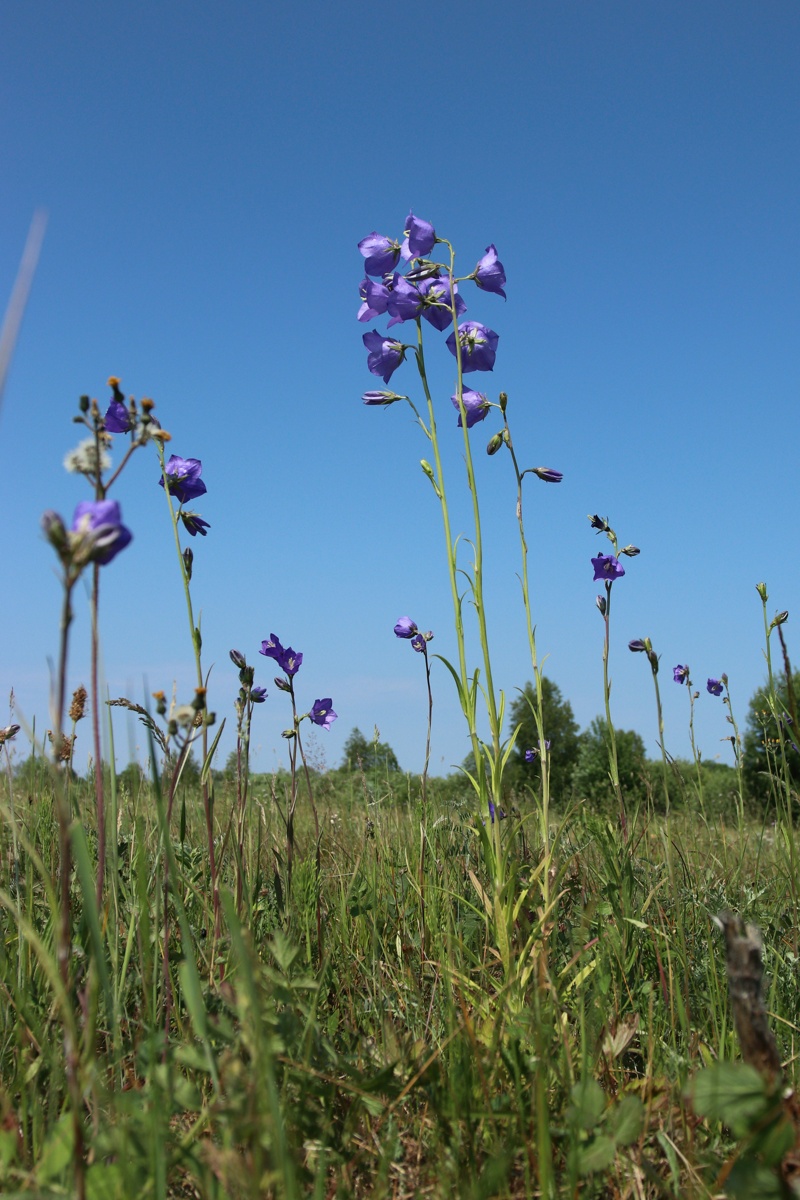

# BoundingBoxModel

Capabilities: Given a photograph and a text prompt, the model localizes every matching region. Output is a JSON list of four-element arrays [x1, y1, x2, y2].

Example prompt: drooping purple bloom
[[180, 511, 211, 537], [446, 321, 499, 373], [394, 617, 418, 639], [363, 330, 406, 383], [358, 232, 402, 277], [591, 554, 625, 582], [673, 665, 689, 684], [410, 634, 426, 653], [401, 211, 436, 260], [418, 275, 467, 332], [386, 274, 423, 325], [160, 456, 207, 505], [474, 245, 507, 298], [451, 390, 491, 429], [250, 686, 267, 703], [70, 500, 133, 566], [260, 633, 303, 677], [532, 467, 563, 483], [524, 749, 536, 763], [357, 277, 391, 322], [104, 398, 133, 433], [589, 514, 610, 532], [707, 678, 723, 697], [309, 698, 337, 730], [362, 390, 403, 406]]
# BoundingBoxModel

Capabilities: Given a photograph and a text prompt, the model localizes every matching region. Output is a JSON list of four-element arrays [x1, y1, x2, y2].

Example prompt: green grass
[[0, 766, 798, 1199]]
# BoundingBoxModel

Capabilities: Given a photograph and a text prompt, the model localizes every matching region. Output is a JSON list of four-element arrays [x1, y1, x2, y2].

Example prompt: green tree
[[507, 678, 581, 803], [340, 727, 400, 774], [742, 670, 800, 805], [572, 717, 648, 811]]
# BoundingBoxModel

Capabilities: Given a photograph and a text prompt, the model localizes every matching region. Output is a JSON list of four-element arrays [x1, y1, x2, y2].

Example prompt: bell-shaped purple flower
[[358, 232, 402, 277], [673, 665, 689, 684], [309, 698, 337, 730], [707, 678, 723, 697], [260, 633, 303, 677], [180, 511, 210, 537], [473, 245, 507, 298], [419, 275, 467, 332], [251, 686, 268, 703], [591, 554, 625, 582], [363, 330, 406, 383], [446, 321, 499, 373], [451, 390, 491, 429], [401, 211, 436, 260], [104, 398, 133, 433], [410, 634, 427, 653], [394, 617, 418, 638], [160, 456, 207, 505], [70, 500, 133, 566], [386, 275, 423, 325], [357, 277, 391, 322]]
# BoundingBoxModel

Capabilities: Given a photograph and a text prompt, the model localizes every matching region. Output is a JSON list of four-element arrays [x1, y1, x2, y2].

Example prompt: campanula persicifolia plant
[[260, 632, 337, 952], [358, 215, 564, 951], [588, 513, 640, 833], [229, 649, 266, 913]]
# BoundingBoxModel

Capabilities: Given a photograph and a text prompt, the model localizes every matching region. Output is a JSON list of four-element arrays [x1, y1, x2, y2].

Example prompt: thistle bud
[[152, 690, 167, 716]]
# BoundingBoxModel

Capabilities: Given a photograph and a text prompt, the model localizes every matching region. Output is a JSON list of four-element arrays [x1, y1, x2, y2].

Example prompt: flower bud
[[756, 582, 768, 601], [281, 728, 296, 740], [620, 545, 640, 557], [192, 687, 207, 712], [596, 595, 607, 616], [588, 514, 609, 532], [42, 510, 68, 555], [183, 547, 193, 581], [79, 395, 90, 414], [274, 676, 291, 692], [770, 611, 789, 630], [628, 639, 647, 652], [152, 690, 167, 716], [532, 467, 563, 483], [229, 649, 246, 669], [499, 391, 508, 414], [486, 433, 503, 456]]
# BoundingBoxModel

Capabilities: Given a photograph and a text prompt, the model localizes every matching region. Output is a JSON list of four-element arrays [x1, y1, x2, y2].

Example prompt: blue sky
[[1, 1, 798, 779]]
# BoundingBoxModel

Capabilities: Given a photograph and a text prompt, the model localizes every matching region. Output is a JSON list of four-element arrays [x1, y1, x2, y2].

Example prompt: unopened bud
[[486, 433, 503, 456], [499, 391, 508, 414], [281, 728, 296, 740], [596, 595, 607, 616], [229, 649, 246, 669], [79, 395, 90, 414], [152, 690, 167, 716], [274, 676, 291, 692], [183, 547, 193, 580], [770, 611, 789, 630], [620, 545, 640, 557], [192, 687, 207, 712], [756, 582, 768, 602]]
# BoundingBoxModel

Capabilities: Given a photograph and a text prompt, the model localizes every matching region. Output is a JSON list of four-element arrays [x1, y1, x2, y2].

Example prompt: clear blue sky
[[1, 1, 798, 778]]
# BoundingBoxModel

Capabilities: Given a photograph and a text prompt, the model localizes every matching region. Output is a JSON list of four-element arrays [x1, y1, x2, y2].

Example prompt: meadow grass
[[1, 762, 798, 1199]]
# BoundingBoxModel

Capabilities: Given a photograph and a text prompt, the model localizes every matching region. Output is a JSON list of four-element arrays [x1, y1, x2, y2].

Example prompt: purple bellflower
[[418, 275, 466, 332], [309, 698, 337, 730], [260, 633, 303, 677], [104, 398, 133, 433], [180, 511, 210, 537], [386, 275, 424, 325], [44, 499, 133, 569], [707, 678, 723, 697], [451, 390, 491, 429], [591, 554, 625, 582], [160, 456, 207, 505], [446, 321, 499, 373], [401, 211, 436, 260], [673, 665, 689, 684], [358, 277, 391, 322], [394, 617, 418, 638], [358, 233, 402, 277], [251, 686, 268, 703], [473, 245, 507, 298], [363, 330, 406, 383], [524, 749, 536, 763], [410, 634, 427, 653]]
